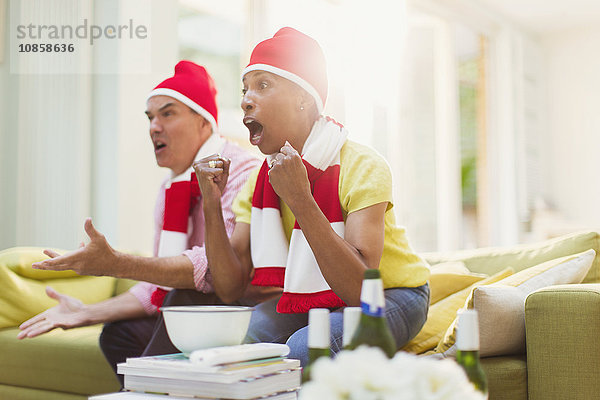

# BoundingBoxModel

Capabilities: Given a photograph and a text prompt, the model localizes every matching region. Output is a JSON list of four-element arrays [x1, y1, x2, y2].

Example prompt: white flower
[[299, 347, 486, 400], [396, 353, 484, 400]]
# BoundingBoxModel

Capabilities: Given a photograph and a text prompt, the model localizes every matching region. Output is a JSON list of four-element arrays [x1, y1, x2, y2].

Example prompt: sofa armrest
[[525, 284, 600, 400]]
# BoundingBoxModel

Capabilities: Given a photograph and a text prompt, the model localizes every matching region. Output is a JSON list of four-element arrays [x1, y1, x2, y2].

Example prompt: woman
[[194, 27, 430, 365]]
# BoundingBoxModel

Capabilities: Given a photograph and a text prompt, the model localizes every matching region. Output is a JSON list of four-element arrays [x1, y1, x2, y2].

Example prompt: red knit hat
[[242, 27, 327, 114], [147, 61, 218, 133]]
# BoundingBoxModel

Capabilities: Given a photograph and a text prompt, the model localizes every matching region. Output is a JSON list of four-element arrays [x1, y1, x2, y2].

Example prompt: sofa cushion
[[0, 326, 120, 395], [429, 261, 487, 305], [114, 278, 140, 296], [402, 268, 513, 354], [422, 230, 600, 283], [0, 247, 80, 280], [435, 249, 595, 357], [0, 248, 116, 328]]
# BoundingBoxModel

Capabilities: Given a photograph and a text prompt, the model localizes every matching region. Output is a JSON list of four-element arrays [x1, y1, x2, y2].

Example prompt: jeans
[[244, 284, 430, 366]]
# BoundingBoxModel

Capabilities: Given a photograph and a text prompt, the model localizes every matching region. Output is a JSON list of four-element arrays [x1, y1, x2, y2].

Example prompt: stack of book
[[90, 343, 300, 400], [90, 392, 297, 400]]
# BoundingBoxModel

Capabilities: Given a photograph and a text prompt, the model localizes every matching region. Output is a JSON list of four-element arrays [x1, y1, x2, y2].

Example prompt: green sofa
[[0, 247, 137, 399], [422, 230, 600, 400], [1, 231, 599, 399]]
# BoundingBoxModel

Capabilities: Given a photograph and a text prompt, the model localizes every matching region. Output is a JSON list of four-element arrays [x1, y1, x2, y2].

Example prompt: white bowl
[[161, 305, 254, 355]]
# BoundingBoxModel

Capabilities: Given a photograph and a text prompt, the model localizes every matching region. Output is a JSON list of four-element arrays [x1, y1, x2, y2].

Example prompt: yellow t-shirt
[[232, 140, 430, 289]]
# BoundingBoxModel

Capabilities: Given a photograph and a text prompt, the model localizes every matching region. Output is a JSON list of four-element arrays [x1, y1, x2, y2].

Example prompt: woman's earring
[[300, 106, 304, 111]]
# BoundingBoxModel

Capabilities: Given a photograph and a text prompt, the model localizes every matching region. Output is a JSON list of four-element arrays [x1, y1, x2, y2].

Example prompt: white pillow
[[437, 248, 596, 358]]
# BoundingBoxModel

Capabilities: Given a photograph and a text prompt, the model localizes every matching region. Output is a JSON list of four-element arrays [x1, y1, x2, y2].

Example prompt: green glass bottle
[[346, 269, 396, 358], [302, 308, 331, 383], [455, 309, 488, 397]]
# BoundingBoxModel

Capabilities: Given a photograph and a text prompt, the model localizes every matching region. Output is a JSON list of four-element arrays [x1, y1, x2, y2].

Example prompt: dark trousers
[[99, 289, 230, 387]]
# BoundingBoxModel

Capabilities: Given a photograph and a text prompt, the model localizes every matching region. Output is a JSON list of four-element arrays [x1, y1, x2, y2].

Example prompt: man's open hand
[[32, 218, 118, 276], [17, 286, 88, 339]]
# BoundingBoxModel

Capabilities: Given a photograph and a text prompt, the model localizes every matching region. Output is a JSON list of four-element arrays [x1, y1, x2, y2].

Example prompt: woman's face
[[241, 71, 303, 154]]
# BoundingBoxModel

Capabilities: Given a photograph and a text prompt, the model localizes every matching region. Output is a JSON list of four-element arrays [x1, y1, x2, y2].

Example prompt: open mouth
[[154, 141, 166, 153], [244, 118, 264, 146]]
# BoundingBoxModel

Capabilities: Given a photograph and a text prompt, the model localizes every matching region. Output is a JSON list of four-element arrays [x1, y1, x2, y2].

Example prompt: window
[[178, 0, 248, 143], [456, 24, 489, 249]]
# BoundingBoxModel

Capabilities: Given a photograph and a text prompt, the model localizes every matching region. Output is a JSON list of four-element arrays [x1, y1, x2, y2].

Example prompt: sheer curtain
[[3, 0, 93, 249]]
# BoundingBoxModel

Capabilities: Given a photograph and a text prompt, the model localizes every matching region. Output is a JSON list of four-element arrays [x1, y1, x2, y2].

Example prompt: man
[[18, 61, 276, 385]]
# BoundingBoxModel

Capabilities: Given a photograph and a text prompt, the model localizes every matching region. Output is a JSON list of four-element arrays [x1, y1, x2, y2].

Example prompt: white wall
[[541, 24, 600, 228]]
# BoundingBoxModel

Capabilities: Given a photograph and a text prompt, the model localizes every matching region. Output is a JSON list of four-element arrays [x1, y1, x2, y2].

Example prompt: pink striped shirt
[[129, 141, 261, 315]]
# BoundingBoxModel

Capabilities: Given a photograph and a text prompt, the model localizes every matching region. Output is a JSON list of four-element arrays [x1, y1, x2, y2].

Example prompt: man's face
[[145, 95, 211, 175]]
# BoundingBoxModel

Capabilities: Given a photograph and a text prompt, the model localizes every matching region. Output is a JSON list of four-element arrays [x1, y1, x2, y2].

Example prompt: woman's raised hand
[[268, 142, 311, 209], [193, 154, 231, 205]]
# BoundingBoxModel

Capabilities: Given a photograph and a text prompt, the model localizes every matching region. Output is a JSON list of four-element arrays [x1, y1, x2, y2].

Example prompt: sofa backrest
[[422, 230, 600, 283], [0, 247, 119, 328]]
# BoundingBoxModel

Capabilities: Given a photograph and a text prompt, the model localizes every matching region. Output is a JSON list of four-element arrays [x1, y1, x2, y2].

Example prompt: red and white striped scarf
[[250, 117, 348, 313], [151, 134, 225, 308]]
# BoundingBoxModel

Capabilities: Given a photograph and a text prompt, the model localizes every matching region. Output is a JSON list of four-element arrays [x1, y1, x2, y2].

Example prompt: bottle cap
[[360, 278, 385, 317], [308, 308, 330, 349], [342, 307, 362, 346], [456, 309, 480, 351]]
